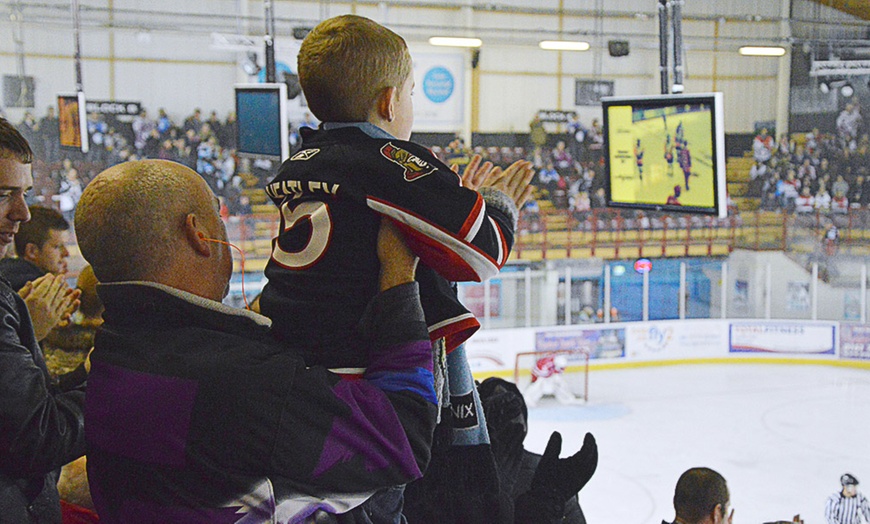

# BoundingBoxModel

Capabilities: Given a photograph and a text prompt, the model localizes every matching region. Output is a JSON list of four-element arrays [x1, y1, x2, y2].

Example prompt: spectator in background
[[199, 122, 214, 142], [798, 158, 817, 181], [538, 162, 561, 196], [131, 108, 155, 156], [86, 112, 108, 164], [183, 107, 203, 134], [832, 190, 849, 214], [776, 133, 793, 158], [586, 119, 604, 165], [0, 205, 71, 291], [551, 140, 573, 175], [795, 186, 815, 214], [206, 110, 223, 140], [54, 168, 83, 224], [156, 107, 172, 136], [158, 138, 176, 161], [521, 199, 541, 232], [17, 112, 38, 154], [761, 172, 781, 211], [816, 185, 832, 212], [753, 127, 774, 163], [39, 106, 61, 164], [832, 175, 850, 200], [445, 136, 471, 168], [805, 127, 820, 155], [183, 128, 201, 168], [816, 173, 831, 198], [569, 191, 591, 215], [142, 128, 161, 159], [662, 467, 733, 524], [851, 175, 870, 208], [221, 111, 238, 150], [567, 113, 587, 162], [592, 187, 607, 209], [825, 473, 870, 524], [530, 114, 547, 150], [837, 104, 862, 143], [748, 160, 768, 197], [781, 170, 800, 211], [196, 136, 219, 189]]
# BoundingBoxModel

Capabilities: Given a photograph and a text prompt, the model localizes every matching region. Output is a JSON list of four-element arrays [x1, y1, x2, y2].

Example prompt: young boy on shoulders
[[260, 14, 534, 522], [261, 14, 532, 366]]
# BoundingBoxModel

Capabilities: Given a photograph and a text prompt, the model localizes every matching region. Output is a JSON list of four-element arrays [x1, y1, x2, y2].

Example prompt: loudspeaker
[[471, 49, 481, 69], [608, 40, 630, 57]]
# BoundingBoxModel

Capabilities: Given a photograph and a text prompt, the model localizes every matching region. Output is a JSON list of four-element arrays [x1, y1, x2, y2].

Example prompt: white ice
[[521, 363, 870, 524]]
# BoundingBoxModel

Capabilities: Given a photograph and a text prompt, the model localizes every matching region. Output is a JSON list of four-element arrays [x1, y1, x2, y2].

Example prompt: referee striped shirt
[[826, 491, 870, 524]]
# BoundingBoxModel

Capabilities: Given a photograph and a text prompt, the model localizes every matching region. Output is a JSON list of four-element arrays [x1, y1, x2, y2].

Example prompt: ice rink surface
[[521, 363, 870, 524]]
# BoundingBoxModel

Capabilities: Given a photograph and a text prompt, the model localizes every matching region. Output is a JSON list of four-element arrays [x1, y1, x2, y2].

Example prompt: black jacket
[[0, 258, 45, 291], [261, 126, 519, 367], [0, 277, 87, 523], [86, 281, 437, 522]]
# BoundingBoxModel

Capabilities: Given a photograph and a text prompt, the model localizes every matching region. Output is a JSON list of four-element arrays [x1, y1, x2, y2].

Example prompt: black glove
[[514, 432, 598, 524]]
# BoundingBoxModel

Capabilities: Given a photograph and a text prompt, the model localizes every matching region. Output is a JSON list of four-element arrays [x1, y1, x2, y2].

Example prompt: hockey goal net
[[513, 349, 590, 405]]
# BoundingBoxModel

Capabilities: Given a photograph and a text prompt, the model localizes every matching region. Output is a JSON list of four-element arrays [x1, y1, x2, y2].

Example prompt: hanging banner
[[58, 92, 89, 153], [410, 51, 465, 131]]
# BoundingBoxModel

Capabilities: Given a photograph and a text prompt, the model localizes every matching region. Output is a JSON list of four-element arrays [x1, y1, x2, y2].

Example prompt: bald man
[[76, 159, 438, 522]]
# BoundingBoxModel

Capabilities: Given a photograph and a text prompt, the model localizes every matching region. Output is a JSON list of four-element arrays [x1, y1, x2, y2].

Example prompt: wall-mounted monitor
[[602, 92, 726, 218], [57, 92, 89, 154], [235, 83, 289, 160]]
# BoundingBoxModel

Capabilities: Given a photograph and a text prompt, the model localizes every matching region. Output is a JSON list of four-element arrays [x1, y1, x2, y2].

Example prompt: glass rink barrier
[[208, 208, 870, 326]]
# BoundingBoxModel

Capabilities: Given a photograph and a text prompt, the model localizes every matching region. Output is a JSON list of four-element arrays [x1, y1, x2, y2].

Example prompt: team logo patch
[[380, 143, 437, 181], [291, 148, 320, 161]]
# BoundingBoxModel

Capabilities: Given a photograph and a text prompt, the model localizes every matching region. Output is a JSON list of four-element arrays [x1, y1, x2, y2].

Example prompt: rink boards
[[465, 318, 870, 377]]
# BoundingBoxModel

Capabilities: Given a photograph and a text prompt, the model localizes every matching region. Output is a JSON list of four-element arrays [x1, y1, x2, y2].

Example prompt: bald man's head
[[76, 160, 219, 284]]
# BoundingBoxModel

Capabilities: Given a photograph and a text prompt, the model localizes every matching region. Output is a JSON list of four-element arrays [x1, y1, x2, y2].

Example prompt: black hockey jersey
[[260, 126, 518, 368]]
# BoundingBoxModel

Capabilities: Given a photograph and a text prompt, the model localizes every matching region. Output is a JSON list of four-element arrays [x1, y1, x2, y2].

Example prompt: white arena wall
[[0, 0, 799, 133]]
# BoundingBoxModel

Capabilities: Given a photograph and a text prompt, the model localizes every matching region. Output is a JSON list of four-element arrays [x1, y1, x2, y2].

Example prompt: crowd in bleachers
[[13, 106, 256, 219], [13, 105, 749, 238], [747, 102, 870, 220]]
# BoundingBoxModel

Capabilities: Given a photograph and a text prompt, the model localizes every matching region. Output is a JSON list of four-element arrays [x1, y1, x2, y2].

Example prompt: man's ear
[[23, 242, 40, 262], [376, 86, 397, 123], [710, 503, 724, 524], [184, 213, 211, 256]]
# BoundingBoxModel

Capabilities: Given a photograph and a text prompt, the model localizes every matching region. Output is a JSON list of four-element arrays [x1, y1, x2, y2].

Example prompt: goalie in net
[[515, 349, 589, 407]]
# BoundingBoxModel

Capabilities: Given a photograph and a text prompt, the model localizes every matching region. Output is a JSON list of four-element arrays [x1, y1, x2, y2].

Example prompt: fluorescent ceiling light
[[539, 40, 590, 51], [428, 36, 482, 48], [738, 46, 786, 57]]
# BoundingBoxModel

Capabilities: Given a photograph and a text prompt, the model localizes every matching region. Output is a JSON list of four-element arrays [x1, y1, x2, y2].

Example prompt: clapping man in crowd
[[0, 117, 86, 523]]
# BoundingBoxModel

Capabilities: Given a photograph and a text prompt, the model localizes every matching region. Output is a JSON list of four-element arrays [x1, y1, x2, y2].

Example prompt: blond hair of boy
[[298, 15, 412, 126]]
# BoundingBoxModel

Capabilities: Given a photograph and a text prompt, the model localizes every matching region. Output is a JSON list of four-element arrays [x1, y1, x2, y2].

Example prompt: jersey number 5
[[271, 200, 333, 270]]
